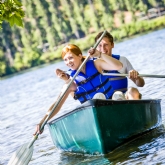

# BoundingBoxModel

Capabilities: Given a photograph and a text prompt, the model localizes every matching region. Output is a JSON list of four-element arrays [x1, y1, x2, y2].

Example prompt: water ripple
[[1, 29, 165, 165]]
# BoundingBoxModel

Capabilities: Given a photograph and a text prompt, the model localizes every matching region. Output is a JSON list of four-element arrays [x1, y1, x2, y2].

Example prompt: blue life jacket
[[67, 60, 114, 104], [103, 54, 128, 93]]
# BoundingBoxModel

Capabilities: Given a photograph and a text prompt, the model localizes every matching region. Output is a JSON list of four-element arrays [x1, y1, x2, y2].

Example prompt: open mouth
[[68, 64, 74, 68]]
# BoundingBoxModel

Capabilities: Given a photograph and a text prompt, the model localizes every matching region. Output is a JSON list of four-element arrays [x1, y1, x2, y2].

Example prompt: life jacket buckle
[[96, 87, 99, 91]]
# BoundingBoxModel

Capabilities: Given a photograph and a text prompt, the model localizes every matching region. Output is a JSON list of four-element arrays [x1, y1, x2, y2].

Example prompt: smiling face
[[63, 52, 83, 70], [61, 44, 83, 70], [97, 37, 114, 56]]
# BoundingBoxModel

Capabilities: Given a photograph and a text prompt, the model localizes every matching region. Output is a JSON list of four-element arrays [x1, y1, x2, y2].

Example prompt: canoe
[[47, 99, 162, 155]]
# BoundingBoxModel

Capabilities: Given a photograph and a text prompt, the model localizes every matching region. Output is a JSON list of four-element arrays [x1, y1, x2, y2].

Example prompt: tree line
[[0, 0, 165, 77]]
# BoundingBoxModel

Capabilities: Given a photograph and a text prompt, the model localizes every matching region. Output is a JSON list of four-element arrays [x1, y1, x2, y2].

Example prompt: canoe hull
[[48, 99, 162, 154]]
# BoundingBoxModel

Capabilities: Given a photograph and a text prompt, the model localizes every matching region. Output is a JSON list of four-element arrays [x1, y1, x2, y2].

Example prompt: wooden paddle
[[102, 73, 165, 78], [8, 30, 107, 165]]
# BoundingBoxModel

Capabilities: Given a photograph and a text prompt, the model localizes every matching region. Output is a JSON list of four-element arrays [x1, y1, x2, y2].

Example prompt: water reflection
[[105, 125, 165, 164]]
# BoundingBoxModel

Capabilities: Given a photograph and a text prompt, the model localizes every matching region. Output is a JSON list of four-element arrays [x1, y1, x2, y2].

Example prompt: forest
[[0, 0, 165, 77]]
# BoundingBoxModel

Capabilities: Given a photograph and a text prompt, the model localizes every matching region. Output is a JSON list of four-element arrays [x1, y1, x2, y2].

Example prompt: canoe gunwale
[[48, 99, 161, 124]]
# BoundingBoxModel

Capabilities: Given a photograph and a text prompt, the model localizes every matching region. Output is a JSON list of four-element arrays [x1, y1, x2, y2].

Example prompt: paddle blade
[[8, 143, 33, 165]]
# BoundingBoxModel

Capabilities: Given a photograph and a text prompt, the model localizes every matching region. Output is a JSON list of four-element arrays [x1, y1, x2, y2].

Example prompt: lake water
[[1, 29, 165, 165]]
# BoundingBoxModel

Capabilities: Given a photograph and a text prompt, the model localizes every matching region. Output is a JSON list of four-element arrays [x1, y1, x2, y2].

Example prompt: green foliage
[[0, 61, 6, 76], [13, 52, 24, 71], [115, 16, 165, 41], [40, 52, 56, 63], [13, 49, 41, 71], [1, 0, 165, 77], [111, 30, 121, 41], [0, 50, 6, 76], [0, 0, 25, 28], [70, 33, 96, 51]]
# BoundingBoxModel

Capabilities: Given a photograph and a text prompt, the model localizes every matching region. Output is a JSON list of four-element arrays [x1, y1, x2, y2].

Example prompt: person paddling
[[94, 31, 145, 99], [34, 44, 122, 135], [95, 31, 145, 89]]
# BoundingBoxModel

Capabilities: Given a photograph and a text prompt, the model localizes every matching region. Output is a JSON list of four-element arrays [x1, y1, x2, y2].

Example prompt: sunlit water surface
[[1, 29, 165, 165]]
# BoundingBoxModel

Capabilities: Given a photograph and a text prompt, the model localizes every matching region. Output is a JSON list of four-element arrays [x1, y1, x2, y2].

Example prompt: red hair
[[61, 44, 82, 59]]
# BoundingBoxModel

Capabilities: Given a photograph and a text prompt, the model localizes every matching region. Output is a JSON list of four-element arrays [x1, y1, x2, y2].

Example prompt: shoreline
[[1, 25, 165, 79]]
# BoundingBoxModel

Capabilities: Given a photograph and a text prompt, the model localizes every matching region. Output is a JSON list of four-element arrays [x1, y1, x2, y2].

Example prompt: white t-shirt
[[118, 56, 134, 74]]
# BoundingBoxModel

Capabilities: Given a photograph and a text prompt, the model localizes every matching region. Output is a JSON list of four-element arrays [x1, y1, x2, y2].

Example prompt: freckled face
[[97, 37, 114, 56], [63, 52, 82, 70]]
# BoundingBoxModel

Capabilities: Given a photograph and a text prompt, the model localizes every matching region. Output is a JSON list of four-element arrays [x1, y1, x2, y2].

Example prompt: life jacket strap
[[76, 72, 100, 86], [74, 78, 110, 100]]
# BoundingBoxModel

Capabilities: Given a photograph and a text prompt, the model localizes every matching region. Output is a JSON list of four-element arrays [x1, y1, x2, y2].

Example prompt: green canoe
[[47, 99, 162, 155]]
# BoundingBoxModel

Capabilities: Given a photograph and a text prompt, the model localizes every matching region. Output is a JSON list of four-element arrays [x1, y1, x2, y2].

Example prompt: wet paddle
[[8, 30, 107, 165], [102, 73, 165, 78]]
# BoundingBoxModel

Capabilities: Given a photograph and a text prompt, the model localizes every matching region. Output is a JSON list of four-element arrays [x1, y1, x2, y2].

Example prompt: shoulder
[[119, 56, 129, 61], [118, 56, 134, 73], [86, 59, 95, 67], [119, 56, 132, 65]]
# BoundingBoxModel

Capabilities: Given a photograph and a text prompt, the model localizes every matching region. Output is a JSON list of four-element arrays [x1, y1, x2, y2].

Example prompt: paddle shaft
[[28, 30, 107, 148], [102, 73, 165, 78]]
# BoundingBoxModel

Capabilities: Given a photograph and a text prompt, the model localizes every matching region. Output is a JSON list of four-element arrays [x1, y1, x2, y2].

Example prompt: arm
[[55, 68, 76, 97], [98, 53, 123, 71], [88, 49, 123, 72], [34, 82, 77, 135], [119, 56, 145, 87], [129, 70, 145, 87]]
